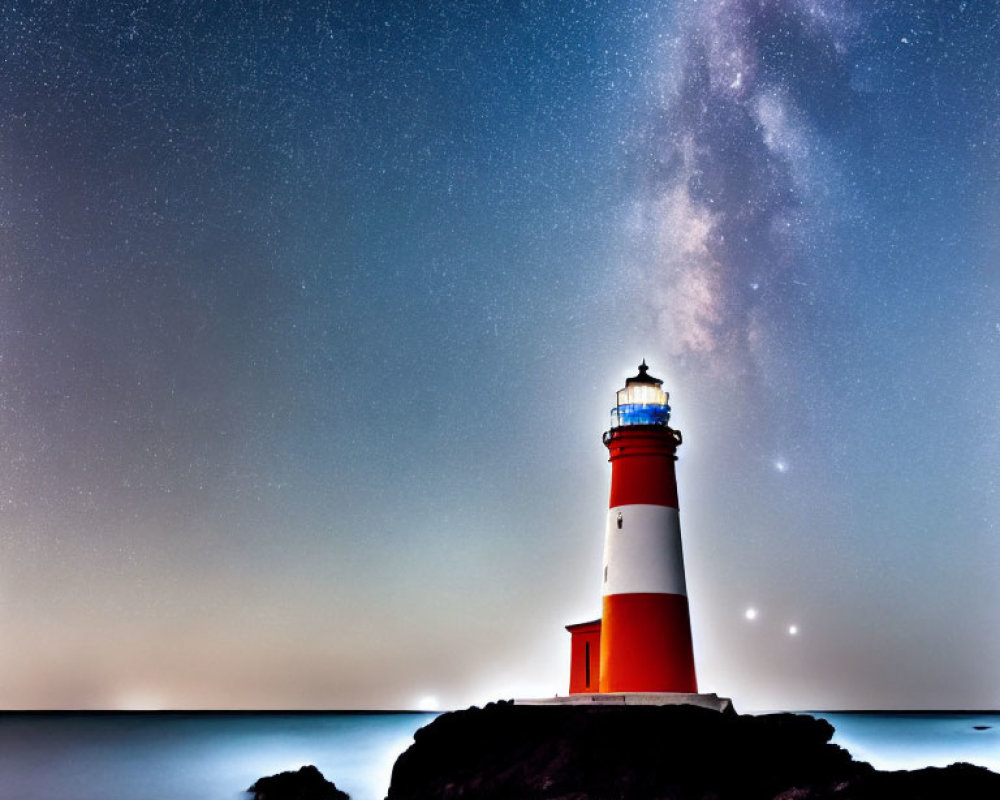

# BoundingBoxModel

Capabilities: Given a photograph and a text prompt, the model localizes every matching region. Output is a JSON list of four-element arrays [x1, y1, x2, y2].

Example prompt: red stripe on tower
[[598, 361, 697, 693]]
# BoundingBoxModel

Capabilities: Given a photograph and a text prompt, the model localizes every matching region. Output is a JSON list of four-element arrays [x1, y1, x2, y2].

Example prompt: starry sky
[[1, 0, 998, 711]]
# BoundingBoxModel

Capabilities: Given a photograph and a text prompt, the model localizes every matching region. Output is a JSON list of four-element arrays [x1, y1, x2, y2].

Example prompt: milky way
[[636, 0, 857, 369]]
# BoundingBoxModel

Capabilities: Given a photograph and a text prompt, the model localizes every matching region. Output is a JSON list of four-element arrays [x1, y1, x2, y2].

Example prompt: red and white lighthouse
[[599, 361, 696, 693], [565, 361, 699, 696]]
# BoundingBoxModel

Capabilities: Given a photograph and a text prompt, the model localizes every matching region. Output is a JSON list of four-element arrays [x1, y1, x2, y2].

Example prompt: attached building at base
[[564, 619, 602, 694]]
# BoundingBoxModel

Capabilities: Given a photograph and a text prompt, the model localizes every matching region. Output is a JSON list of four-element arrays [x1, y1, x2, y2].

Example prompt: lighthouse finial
[[625, 360, 660, 387]]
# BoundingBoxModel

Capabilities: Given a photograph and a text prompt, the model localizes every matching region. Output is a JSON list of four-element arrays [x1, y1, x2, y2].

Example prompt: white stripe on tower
[[602, 504, 687, 597]]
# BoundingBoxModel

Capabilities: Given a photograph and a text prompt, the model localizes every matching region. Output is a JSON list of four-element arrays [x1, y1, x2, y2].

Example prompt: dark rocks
[[247, 764, 349, 800], [778, 761, 1000, 800], [858, 762, 1000, 799], [385, 701, 1000, 800]]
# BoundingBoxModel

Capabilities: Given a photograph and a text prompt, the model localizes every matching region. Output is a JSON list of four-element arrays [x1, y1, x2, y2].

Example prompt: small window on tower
[[617, 512, 623, 530], [604, 565, 608, 583]]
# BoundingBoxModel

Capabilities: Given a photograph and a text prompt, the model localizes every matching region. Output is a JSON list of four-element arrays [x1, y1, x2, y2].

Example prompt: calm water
[[816, 711, 1000, 773], [0, 712, 436, 800], [0, 711, 996, 800]]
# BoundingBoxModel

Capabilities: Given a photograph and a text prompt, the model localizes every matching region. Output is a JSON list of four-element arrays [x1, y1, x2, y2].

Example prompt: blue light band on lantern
[[610, 402, 671, 428]]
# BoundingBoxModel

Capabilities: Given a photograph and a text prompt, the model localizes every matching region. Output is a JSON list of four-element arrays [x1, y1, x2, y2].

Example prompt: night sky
[[2, 0, 998, 711]]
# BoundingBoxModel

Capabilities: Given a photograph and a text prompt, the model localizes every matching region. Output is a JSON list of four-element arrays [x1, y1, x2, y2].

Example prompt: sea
[[0, 710, 996, 800]]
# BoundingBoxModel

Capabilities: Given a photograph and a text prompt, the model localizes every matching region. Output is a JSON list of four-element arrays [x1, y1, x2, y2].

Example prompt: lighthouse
[[518, 361, 729, 709], [598, 361, 696, 693], [551, 361, 733, 709]]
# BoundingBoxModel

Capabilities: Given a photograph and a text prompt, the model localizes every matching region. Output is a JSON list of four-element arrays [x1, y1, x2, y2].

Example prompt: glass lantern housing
[[609, 361, 671, 428]]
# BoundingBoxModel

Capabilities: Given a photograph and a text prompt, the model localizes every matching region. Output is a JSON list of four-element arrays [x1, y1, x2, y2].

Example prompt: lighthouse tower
[[527, 361, 729, 709], [599, 361, 696, 693]]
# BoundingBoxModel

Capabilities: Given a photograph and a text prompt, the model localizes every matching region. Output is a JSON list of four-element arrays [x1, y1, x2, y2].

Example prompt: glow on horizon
[[415, 696, 439, 712], [111, 688, 168, 711]]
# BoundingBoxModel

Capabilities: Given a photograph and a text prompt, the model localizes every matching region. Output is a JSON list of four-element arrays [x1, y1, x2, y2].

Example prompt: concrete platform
[[515, 692, 734, 713]]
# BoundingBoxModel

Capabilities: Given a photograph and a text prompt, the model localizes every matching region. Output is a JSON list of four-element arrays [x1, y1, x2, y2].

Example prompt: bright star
[[788, 625, 799, 636], [745, 607, 758, 621]]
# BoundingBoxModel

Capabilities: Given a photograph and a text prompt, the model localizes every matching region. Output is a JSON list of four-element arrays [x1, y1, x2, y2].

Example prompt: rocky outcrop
[[247, 764, 350, 800], [385, 701, 1000, 800]]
